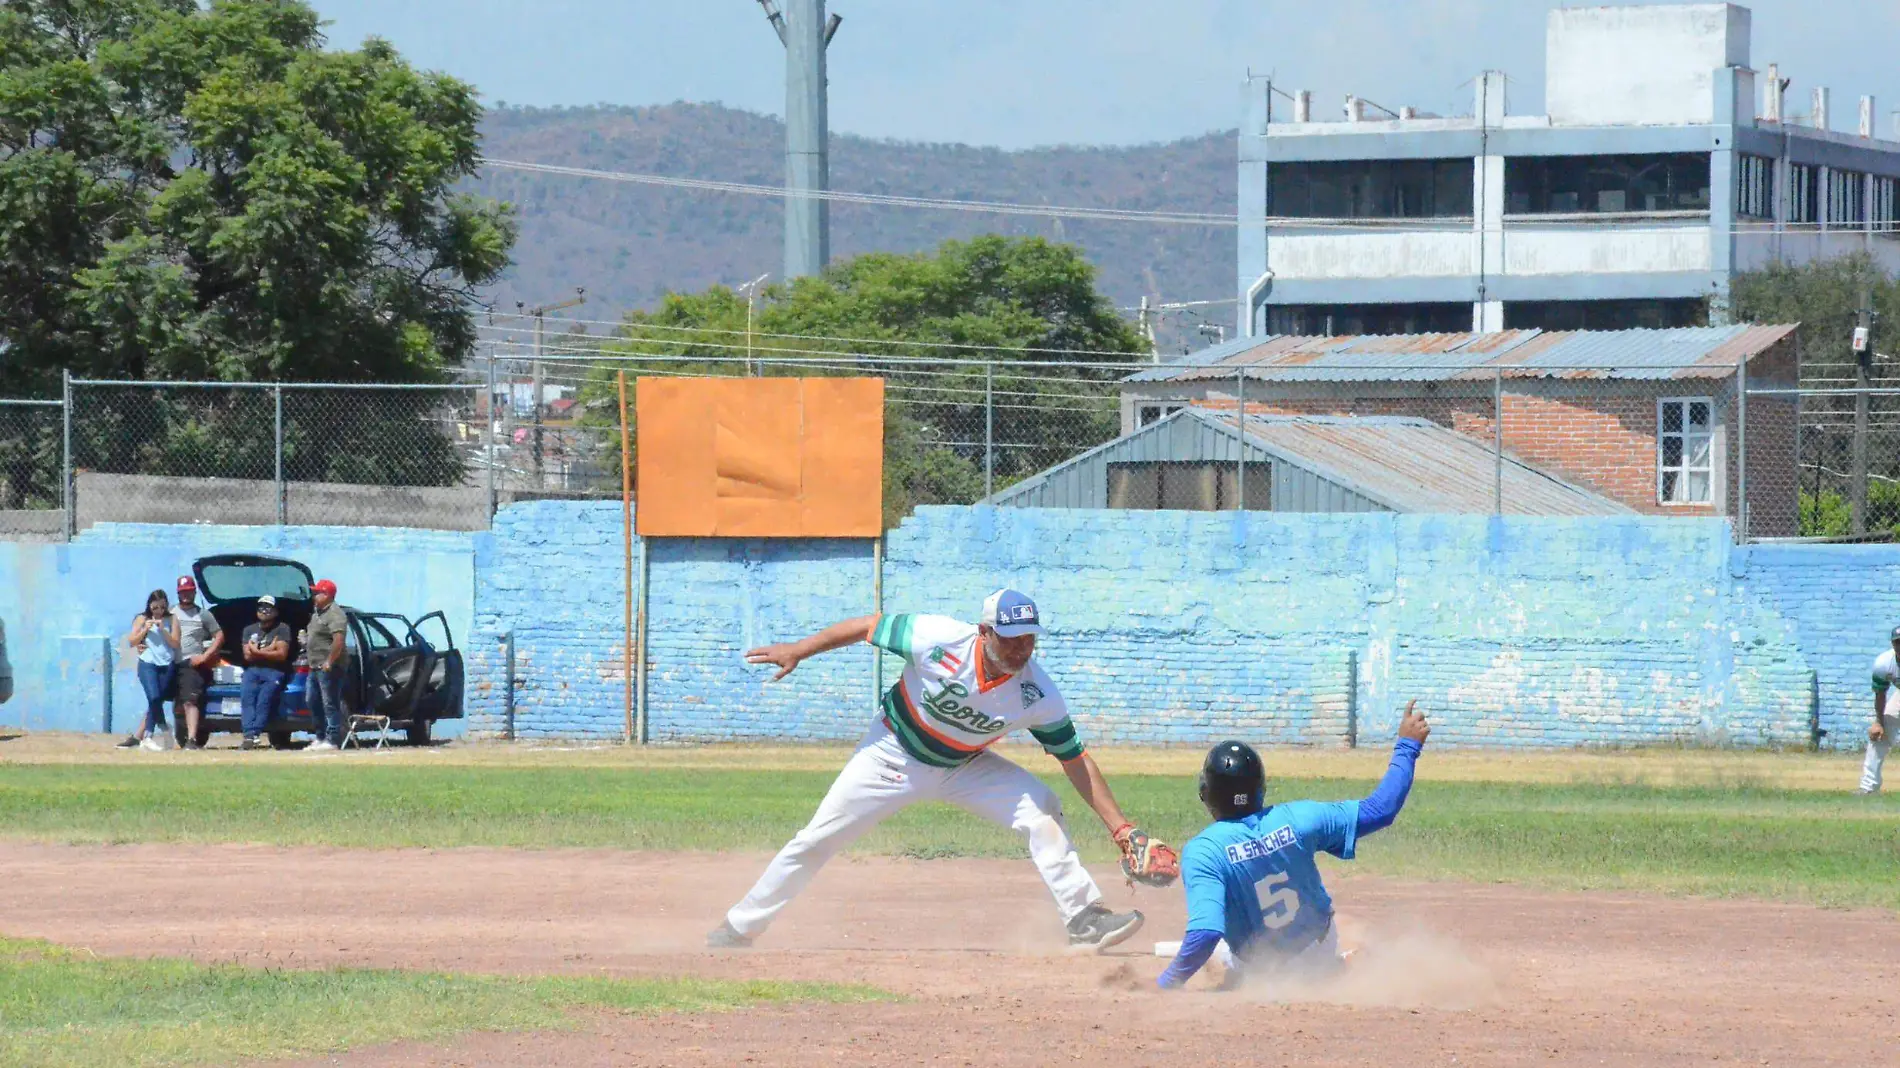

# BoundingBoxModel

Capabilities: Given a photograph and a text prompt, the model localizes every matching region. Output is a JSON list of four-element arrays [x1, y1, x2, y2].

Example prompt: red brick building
[[1120, 325, 1801, 533]]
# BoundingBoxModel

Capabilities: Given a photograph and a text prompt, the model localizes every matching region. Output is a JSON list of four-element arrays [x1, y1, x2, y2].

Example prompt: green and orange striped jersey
[[868, 613, 1084, 769]]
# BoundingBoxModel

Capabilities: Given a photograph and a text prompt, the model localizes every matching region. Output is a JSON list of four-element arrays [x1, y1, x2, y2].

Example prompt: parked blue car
[[180, 555, 464, 748]]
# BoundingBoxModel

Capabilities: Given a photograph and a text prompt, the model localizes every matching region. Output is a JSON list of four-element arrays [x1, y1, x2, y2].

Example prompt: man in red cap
[[172, 576, 224, 749], [305, 579, 350, 751]]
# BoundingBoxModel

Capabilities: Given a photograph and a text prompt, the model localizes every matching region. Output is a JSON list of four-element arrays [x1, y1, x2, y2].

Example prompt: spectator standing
[[238, 595, 291, 751], [172, 576, 224, 750], [119, 589, 179, 751], [305, 579, 350, 752]]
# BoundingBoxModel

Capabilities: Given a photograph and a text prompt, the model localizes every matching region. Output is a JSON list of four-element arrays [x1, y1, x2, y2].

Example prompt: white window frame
[[1657, 397, 1716, 506], [1136, 402, 1187, 428]]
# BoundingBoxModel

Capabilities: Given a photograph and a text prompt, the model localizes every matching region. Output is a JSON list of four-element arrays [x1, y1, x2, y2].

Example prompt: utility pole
[[1853, 288, 1875, 536], [520, 289, 586, 490], [756, 0, 842, 280], [739, 273, 771, 376], [1137, 296, 1157, 361]]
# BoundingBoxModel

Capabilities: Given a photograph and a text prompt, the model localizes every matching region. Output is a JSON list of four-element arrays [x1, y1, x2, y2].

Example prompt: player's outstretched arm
[[1059, 754, 1181, 887], [1356, 700, 1430, 837], [745, 615, 879, 681]]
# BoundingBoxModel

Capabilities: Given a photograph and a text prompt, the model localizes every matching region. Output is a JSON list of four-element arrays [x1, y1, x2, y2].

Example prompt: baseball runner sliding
[[709, 589, 1180, 951], [1157, 701, 1431, 989]]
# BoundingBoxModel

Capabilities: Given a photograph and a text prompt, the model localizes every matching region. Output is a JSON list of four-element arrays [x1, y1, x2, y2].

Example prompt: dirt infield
[[2, 843, 1893, 1067]]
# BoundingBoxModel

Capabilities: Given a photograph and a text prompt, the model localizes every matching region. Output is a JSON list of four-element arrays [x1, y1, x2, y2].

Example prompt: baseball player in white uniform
[[708, 589, 1179, 952], [1858, 626, 1900, 795]]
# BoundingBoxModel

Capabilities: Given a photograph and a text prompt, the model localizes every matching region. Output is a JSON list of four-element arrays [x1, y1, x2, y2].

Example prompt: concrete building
[[1120, 324, 1801, 531], [1239, 3, 1900, 337]]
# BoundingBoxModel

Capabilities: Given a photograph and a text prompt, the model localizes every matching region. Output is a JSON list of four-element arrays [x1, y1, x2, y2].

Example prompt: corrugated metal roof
[[1125, 324, 1798, 384], [1205, 410, 1633, 516], [985, 408, 1633, 516]]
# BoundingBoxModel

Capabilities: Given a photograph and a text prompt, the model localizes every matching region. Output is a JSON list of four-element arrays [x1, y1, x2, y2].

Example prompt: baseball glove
[[1113, 823, 1180, 888]]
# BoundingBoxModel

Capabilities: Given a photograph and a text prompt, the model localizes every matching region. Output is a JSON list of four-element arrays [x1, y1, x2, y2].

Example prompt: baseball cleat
[[1856, 787, 1880, 796], [1066, 904, 1144, 953], [705, 921, 753, 949]]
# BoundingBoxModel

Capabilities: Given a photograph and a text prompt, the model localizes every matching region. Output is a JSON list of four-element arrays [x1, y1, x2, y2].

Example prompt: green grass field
[[2, 755, 1894, 909], [0, 936, 884, 1068]]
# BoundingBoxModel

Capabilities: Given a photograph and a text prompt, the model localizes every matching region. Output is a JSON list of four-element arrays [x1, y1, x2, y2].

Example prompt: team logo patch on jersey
[[927, 647, 963, 671], [1020, 682, 1045, 707], [1224, 825, 1298, 864]]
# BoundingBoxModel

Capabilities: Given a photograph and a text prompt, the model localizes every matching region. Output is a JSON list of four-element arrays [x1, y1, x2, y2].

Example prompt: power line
[[477, 157, 1778, 236]]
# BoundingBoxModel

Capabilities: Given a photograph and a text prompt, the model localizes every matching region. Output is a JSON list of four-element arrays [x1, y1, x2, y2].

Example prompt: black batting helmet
[[1199, 740, 1265, 821]]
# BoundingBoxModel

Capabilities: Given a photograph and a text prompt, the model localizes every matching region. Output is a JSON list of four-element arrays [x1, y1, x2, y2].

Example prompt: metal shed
[[986, 409, 1633, 516]]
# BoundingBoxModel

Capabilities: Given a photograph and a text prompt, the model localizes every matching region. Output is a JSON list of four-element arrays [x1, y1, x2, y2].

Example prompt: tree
[[578, 236, 1147, 527], [0, 0, 516, 393]]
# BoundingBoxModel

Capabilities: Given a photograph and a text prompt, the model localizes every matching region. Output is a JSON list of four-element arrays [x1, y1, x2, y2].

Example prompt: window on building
[[1136, 403, 1186, 428], [1268, 159, 1474, 219], [1106, 462, 1271, 511], [1505, 299, 1709, 331], [1736, 155, 1775, 219], [1874, 176, 1898, 232], [1504, 153, 1711, 214], [1828, 169, 1867, 225], [1268, 302, 1472, 336], [1657, 398, 1715, 506], [1789, 164, 1820, 224]]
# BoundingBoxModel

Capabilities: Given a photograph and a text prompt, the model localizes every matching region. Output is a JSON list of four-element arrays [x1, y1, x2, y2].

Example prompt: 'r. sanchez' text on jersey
[[1179, 801, 1359, 963], [867, 613, 1083, 768]]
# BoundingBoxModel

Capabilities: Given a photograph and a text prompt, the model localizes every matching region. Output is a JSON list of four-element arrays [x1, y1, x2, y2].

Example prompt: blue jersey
[[1179, 800, 1359, 963]]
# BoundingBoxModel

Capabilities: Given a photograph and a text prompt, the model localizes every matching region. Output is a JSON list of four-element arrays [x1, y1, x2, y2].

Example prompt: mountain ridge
[[470, 102, 1239, 342]]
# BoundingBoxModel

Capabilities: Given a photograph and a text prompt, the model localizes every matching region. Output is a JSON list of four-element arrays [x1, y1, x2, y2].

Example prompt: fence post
[[1235, 369, 1247, 510], [1493, 369, 1504, 515], [983, 361, 994, 501], [485, 357, 499, 520], [61, 370, 73, 539], [1735, 361, 1748, 543], [502, 630, 516, 740], [273, 384, 285, 526]]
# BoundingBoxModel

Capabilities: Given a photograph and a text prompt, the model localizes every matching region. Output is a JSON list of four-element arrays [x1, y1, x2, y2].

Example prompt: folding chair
[[343, 713, 395, 749]]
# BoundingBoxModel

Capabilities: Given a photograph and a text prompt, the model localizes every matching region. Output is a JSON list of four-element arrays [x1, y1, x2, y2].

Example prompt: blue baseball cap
[[1891, 625, 1900, 642], [982, 589, 1044, 638]]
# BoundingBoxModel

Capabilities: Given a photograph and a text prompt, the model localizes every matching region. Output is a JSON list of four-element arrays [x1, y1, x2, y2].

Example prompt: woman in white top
[[118, 589, 180, 751]]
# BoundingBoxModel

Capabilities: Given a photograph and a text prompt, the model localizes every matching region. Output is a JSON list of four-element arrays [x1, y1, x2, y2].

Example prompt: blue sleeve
[[1356, 737, 1423, 837], [1285, 800, 1359, 860], [1156, 929, 1223, 990]]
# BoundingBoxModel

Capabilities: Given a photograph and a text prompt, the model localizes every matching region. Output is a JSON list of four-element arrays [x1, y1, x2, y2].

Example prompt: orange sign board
[[636, 377, 885, 537]]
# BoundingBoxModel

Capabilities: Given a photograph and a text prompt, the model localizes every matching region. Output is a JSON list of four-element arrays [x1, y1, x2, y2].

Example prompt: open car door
[[351, 612, 436, 720], [407, 612, 464, 722]]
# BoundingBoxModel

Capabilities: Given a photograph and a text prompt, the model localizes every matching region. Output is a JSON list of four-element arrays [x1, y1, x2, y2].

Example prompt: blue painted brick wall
[[465, 501, 1884, 751]]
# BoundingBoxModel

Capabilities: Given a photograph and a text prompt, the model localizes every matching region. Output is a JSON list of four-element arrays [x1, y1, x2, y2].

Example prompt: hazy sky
[[306, 1, 1900, 149]]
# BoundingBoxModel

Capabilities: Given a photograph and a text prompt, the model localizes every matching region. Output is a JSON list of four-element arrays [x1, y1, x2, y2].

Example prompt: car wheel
[[267, 730, 294, 750], [405, 718, 432, 747]]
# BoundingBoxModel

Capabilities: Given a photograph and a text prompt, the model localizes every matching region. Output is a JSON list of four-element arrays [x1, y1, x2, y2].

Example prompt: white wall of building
[[1545, 3, 1750, 127], [1501, 226, 1714, 276]]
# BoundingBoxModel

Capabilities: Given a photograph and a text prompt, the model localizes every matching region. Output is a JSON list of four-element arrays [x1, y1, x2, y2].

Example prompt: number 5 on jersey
[[1256, 870, 1300, 930]]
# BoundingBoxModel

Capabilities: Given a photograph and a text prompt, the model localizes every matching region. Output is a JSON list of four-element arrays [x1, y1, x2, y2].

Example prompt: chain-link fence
[[1746, 385, 1900, 542], [0, 399, 65, 541], [0, 347, 1882, 541]]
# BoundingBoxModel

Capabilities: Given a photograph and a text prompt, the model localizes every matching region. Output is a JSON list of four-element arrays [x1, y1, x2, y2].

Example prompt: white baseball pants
[[1861, 712, 1896, 793], [725, 723, 1103, 939]]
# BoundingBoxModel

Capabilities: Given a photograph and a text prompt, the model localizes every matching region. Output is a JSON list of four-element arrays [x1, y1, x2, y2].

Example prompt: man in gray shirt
[[305, 578, 350, 751], [172, 577, 223, 749]]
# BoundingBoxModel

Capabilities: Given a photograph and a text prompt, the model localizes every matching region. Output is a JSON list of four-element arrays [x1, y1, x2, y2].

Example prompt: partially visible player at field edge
[[1858, 625, 1900, 795], [709, 590, 1177, 952], [1156, 701, 1431, 990]]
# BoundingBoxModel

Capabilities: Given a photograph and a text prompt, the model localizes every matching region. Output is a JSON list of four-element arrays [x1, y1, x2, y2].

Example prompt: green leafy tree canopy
[[581, 235, 1147, 526], [0, 0, 517, 393]]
